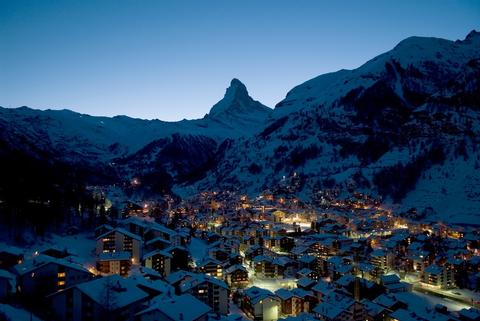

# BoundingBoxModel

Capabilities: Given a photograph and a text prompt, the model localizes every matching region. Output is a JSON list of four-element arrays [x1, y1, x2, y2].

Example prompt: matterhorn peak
[[230, 78, 246, 88], [207, 79, 271, 120], [224, 78, 249, 98]]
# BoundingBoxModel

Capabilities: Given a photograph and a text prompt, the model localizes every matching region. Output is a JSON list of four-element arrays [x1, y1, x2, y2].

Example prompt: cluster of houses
[[0, 190, 479, 321]]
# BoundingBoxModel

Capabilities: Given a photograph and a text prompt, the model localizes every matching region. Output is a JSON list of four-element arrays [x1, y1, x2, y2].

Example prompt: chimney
[[354, 277, 360, 301]]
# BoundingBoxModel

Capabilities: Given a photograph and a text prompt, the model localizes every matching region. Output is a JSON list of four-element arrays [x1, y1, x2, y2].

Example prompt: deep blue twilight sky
[[1, 1, 479, 121]]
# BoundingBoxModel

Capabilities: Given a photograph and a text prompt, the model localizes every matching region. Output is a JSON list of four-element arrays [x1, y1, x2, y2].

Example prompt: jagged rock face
[[195, 31, 480, 223], [205, 78, 272, 129]]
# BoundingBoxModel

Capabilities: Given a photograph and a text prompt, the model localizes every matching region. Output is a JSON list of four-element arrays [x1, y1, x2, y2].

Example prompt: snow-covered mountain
[[0, 79, 271, 161], [2, 31, 480, 223], [194, 30, 480, 223], [205, 78, 272, 128], [0, 79, 272, 196]]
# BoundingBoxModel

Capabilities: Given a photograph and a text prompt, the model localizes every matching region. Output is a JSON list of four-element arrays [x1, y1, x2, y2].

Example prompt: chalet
[[296, 277, 317, 291], [50, 274, 150, 321], [313, 290, 366, 321], [96, 228, 143, 263], [275, 288, 317, 316], [179, 274, 229, 315], [145, 237, 171, 251], [96, 251, 132, 276], [296, 268, 319, 281], [14, 256, 93, 298], [135, 294, 211, 321], [253, 256, 276, 278], [297, 255, 318, 271], [166, 271, 196, 294], [271, 256, 295, 278], [245, 246, 264, 262], [224, 264, 249, 288], [373, 293, 406, 312], [143, 249, 172, 277], [380, 274, 412, 293], [361, 299, 389, 321], [242, 286, 280, 321], [195, 257, 223, 278], [164, 246, 190, 271], [326, 256, 353, 280], [208, 246, 231, 262], [311, 280, 334, 302]]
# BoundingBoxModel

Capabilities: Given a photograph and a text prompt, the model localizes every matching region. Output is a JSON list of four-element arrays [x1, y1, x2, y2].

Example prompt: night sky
[[1, 0, 479, 120]]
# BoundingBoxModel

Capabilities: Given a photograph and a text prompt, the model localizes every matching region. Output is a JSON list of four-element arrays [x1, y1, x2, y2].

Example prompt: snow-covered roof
[[311, 280, 333, 294], [224, 264, 247, 274], [142, 249, 173, 260], [361, 299, 387, 317], [14, 255, 90, 276], [244, 286, 277, 305], [373, 294, 398, 308], [275, 288, 313, 300], [76, 275, 149, 308], [98, 251, 131, 261], [137, 294, 211, 321], [166, 270, 196, 284], [313, 302, 344, 319], [296, 277, 316, 288], [180, 273, 228, 292], [459, 308, 480, 321], [380, 274, 401, 284], [424, 264, 443, 274]]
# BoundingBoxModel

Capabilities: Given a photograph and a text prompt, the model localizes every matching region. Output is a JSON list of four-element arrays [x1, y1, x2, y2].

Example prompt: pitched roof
[[244, 286, 277, 304], [313, 302, 344, 319], [14, 255, 90, 276], [76, 275, 149, 308], [98, 251, 131, 261], [137, 294, 211, 321], [180, 274, 228, 292]]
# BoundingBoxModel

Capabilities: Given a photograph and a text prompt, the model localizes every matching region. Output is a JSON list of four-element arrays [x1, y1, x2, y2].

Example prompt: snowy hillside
[[0, 79, 271, 196], [2, 31, 480, 223], [194, 30, 480, 223], [0, 79, 271, 160]]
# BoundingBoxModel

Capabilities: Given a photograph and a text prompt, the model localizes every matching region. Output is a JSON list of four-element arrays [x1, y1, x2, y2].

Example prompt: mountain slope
[[194, 31, 480, 223], [0, 79, 272, 197], [0, 78, 272, 163], [2, 32, 480, 223]]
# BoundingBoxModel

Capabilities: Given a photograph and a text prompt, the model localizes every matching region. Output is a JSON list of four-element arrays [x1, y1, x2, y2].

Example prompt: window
[[58, 272, 66, 278]]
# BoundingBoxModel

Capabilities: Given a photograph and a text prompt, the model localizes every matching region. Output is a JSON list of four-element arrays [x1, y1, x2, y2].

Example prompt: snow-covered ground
[[0, 304, 43, 321], [249, 277, 297, 292], [188, 237, 209, 265], [0, 232, 96, 269], [397, 291, 470, 312], [46, 233, 97, 267]]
